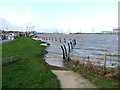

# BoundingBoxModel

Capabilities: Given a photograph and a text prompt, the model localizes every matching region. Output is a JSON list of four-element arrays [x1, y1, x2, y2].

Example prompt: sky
[[0, 0, 119, 33]]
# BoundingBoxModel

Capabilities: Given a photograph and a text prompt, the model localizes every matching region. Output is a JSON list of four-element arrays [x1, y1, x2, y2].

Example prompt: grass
[[64, 60, 119, 88], [2, 37, 60, 88], [80, 73, 119, 88], [0, 43, 2, 89]]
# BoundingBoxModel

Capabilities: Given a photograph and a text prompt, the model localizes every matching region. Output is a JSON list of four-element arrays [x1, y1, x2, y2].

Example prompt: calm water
[[38, 34, 119, 68]]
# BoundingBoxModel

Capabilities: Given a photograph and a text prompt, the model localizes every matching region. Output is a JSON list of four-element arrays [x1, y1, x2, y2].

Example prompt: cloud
[[1, 9, 35, 26], [21, 11, 35, 23], [56, 10, 65, 15], [57, 16, 117, 33]]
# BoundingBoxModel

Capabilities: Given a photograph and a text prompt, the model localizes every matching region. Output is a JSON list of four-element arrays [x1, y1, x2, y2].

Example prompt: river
[[38, 34, 119, 68]]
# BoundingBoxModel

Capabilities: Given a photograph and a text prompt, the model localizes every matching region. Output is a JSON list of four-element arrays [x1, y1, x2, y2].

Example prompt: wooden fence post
[[73, 39, 76, 45], [59, 38, 61, 43], [87, 56, 90, 65], [55, 38, 57, 41], [49, 37, 50, 41], [67, 43, 71, 60], [103, 53, 107, 75], [63, 45, 67, 57], [61, 45, 65, 59], [46, 37, 48, 40], [68, 43, 71, 52], [51, 37, 53, 41], [64, 38, 66, 43], [70, 41, 73, 49]]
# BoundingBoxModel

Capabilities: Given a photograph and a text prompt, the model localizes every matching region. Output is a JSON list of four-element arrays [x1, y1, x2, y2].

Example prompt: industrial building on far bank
[[101, 27, 120, 34]]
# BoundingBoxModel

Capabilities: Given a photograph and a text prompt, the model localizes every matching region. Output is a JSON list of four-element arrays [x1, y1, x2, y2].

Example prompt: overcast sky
[[0, 0, 119, 33]]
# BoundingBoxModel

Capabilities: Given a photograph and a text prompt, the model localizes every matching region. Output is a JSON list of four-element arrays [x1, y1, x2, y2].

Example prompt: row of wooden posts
[[40, 36, 77, 59], [41, 37, 68, 43], [61, 39, 76, 59], [40, 36, 108, 74]]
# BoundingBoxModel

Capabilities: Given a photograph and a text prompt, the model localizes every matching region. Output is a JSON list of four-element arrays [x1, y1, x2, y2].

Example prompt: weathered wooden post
[[68, 43, 71, 52], [49, 37, 51, 41], [61, 45, 65, 59], [55, 38, 57, 41], [103, 53, 107, 75], [72, 40, 75, 47], [59, 38, 61, 43], [73, 39, 76, 45], [52, 37, 53, 41], [87, 56, 90, 70], [46, 37, 48, 40], [64, 38, 66, 43], [70, 41, 73, 49], [88, 56, 90, 64], [63, 45, 67, 57], [67, 43, 71, 60]]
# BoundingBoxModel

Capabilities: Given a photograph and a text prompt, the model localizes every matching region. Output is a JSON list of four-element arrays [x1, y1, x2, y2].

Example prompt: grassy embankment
[[2, 37, 60, 88]]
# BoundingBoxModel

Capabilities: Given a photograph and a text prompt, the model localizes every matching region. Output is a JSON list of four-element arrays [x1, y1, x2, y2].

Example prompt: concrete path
[[52, 70, 97, 88], [0, 39, 13, 44]]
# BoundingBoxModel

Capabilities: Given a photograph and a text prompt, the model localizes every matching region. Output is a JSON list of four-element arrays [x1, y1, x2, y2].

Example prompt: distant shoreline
[[38, 33, 119, 35], [70, 33, 119, 35]]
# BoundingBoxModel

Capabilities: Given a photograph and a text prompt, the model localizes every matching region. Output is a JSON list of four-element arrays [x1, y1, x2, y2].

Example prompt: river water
[[38, 34, 119, 68]]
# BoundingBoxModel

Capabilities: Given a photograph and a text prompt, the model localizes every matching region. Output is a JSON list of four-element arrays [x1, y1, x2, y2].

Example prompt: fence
[[38, 36, 119, 79]]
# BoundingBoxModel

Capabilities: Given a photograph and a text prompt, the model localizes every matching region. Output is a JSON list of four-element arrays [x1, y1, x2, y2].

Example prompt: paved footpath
[[0, 39, 13, 44], [52, 70, 97, 88]]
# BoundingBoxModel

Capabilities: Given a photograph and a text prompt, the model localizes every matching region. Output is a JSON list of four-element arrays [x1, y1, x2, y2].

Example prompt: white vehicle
[[7, 33, 14, 40]]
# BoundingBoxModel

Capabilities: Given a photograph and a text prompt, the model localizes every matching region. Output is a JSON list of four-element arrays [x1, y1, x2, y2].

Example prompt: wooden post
[[68, 43, 71, 52], [73, 39, 76, 45], [103, 53, 107, 75], [88, 56, 90, 64], [61, 46, 65, 59], [52, 37, 53, 41], [49, 37, 50, 41], [64, 38, 66, 43], [72, 40, 75, 47], [55, 38, 57, 41], [46, 37, 48, 40], [67, 43, 71, 60], [70, 41, 73, 49], [63, 45, 67, 57], [87, 56, 90, 70], [59, 38, 61, 43]]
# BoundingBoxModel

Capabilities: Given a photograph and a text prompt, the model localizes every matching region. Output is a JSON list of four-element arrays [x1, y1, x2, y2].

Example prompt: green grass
[[0, 43, 2, 58], [2, 37, 60, 88], [0, 43, 2, 89], [80, 73, 119, 88]]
